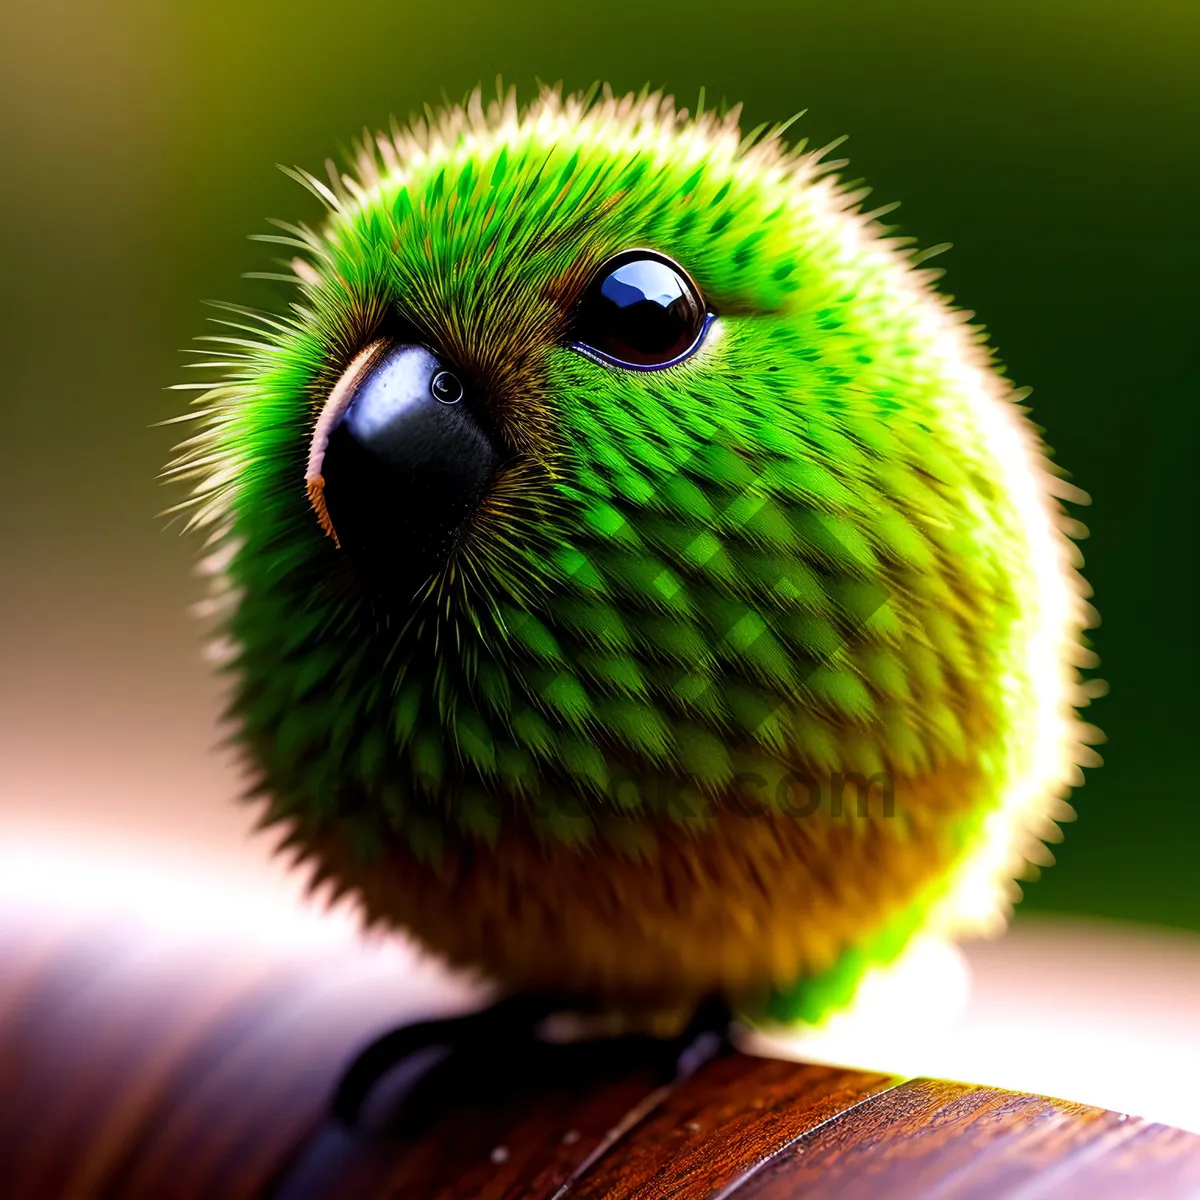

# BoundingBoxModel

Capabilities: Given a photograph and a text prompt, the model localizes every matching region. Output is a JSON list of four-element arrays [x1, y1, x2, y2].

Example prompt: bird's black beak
[[306, 339, 499, 601]]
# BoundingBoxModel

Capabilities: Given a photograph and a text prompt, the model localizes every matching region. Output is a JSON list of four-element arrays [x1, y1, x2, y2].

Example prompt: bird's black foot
[[269, 994, 734, 1198], [331, 991, 734, 1132]]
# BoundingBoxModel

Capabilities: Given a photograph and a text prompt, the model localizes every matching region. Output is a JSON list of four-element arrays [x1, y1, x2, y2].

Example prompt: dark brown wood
[[2, 906, 1200, 1198], [726, 1077, 1200, 1198], [296, 1050, 895, 1199], [0, 915, 456, 1199], [563, 1056, 896, 1200]]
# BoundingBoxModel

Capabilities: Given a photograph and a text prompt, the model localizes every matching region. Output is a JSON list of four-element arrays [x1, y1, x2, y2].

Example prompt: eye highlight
[[570, 250, 712, 370]]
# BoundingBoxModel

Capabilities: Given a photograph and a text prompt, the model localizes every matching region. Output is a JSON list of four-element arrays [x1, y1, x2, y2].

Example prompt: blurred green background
[[1, 0, 1196, 928]]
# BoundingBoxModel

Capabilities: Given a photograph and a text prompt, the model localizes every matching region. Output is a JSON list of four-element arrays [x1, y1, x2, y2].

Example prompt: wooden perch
[[1, 907, 1198, 1198]]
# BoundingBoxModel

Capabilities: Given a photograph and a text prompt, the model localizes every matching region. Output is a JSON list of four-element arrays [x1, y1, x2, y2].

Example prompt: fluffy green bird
[[169, 84, 1099, 1025]]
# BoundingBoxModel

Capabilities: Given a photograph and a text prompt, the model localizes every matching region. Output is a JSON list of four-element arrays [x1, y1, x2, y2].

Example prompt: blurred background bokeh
[[3, 0, 1196, 928]]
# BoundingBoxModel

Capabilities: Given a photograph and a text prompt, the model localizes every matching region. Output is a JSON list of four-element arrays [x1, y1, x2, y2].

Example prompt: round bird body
[[169, 86, 1098, 1024]]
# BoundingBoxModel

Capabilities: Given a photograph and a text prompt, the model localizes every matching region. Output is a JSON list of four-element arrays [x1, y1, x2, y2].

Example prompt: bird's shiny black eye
[[308, 341, 497, 599], [570, 250, 710, 370]]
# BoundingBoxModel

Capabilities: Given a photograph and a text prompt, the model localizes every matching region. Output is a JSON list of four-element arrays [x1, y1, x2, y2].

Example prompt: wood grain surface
[[2, 910, 1199, 1199]]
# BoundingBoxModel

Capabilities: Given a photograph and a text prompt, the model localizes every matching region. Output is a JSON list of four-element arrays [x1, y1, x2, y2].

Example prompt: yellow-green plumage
[[168, 85, 1099, 1022]]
